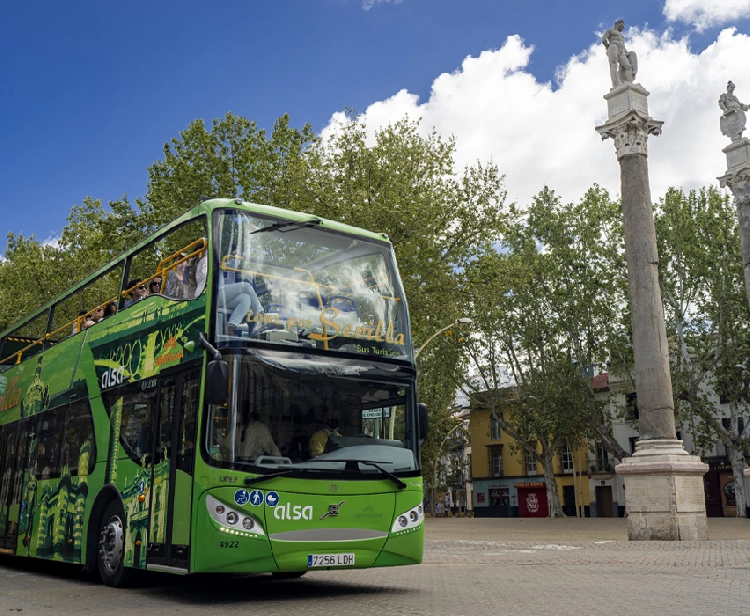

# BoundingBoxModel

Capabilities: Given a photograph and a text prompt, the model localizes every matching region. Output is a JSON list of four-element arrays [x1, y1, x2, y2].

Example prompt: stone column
[[718, 140, 750, 312], [596, 83, 708, 541]]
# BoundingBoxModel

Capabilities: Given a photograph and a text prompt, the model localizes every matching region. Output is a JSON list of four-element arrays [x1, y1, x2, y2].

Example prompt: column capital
[[596, 110, 664, 159], [718, 163, 750, 202]]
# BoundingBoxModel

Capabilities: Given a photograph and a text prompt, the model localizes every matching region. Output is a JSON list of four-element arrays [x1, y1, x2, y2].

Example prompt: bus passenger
[[238, 411, 280, 459], [72, 310, 88, 334], [124, 279, 148, 307], [104, 302, 117, 317], [216, 410, 280, 461], [164, 252, 206, 300], [309, 408, 341, 458], [149, 276, 163, 295], [219, 280, 261, 336], [83, 306, 105, 329]]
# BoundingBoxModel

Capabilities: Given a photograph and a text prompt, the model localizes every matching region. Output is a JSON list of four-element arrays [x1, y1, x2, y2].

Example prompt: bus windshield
[[214, 210, 410, 360], [203, 350, 419, 476]]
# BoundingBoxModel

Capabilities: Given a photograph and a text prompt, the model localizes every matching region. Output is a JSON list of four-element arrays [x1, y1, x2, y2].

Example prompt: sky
[[4, 0, 750, 255]]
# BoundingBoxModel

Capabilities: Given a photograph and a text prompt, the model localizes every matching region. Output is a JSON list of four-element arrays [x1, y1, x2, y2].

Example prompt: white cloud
[[362, 0, 402, 11], [42, 234, 61, 249], [664, 0, 750, 31], [322, 27, 750, 209]]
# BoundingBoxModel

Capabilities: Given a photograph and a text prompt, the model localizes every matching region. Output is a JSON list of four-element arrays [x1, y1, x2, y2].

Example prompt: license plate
[[307, 553, 355, 567]]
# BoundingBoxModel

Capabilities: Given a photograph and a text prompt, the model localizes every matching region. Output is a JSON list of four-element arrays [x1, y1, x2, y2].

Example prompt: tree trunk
[[728, 444, 747, 518], [541, 446, 566, 518]]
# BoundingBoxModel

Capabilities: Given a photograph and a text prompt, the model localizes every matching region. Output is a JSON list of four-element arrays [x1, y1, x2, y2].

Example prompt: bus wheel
[[272, 572, 306, 579], [97, 501, 133, 587]]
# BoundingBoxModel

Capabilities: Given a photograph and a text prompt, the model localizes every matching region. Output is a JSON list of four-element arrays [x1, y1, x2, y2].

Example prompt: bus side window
[[34, 411, 62, 481], [60, 401, 95, 476], [0, 426, 15, 510], [177, 372, 199, 475], [110, 386, 156, 465]]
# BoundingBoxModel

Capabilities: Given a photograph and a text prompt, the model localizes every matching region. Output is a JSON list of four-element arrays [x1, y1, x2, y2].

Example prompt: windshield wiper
[[359, 461, 407, 490], [303, 459, 406, 490], [251, 218, 322, 234], [244, 470, 295, 487]]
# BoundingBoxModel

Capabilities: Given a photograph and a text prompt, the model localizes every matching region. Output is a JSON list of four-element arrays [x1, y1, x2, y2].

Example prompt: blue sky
[[3, 0, 750, 254]]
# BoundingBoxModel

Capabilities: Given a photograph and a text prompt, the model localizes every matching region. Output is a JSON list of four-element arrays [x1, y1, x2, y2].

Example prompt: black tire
[[272, 571, 307, 579], [97, 500, 134, 587]]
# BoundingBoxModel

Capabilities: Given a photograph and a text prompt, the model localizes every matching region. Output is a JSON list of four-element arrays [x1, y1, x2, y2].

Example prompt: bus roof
[[1, 198, 392, 337]]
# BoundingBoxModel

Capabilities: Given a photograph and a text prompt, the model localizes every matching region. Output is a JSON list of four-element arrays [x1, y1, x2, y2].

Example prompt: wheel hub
[[99, 515, 124, 573]]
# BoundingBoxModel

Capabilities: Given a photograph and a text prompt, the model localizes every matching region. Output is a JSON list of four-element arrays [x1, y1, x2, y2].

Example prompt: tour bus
[[0, 198, 426, 586]]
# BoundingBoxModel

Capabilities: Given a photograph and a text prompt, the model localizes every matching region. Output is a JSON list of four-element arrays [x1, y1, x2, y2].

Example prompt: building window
[[492, 453, 503, 477], [488, 447, 503, 477], [629, 436, 638, 455], [626, 392, 639, 420], [525, 452, 538, 476], [490, 414, 502, 440], [596, 444, 610, 472], [561, 445, 574, 474]]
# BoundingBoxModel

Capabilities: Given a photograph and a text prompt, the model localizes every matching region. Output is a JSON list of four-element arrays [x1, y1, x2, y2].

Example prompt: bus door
[[0, 425, 15, 553], [146, 370, 199, 571], [0, 422, 29, 553]]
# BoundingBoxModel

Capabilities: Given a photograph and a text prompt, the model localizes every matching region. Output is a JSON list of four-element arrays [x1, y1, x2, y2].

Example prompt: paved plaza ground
[[1, 517, 749, 615]]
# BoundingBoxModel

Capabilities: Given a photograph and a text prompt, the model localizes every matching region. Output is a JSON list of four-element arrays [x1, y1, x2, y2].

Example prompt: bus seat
[[265, 304, 294, 319], [328, 295, 359, 317], [298, 290, 327, 310]]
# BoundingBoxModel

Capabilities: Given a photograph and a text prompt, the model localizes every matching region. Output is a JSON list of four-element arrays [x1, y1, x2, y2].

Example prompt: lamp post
[[415, 317, 472, 359]]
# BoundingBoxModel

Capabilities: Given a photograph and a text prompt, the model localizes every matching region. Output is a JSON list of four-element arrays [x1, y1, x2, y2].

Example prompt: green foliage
[[655, 187, 750, 452], [462, 185, 631, 515], [0, 196, 146, 335], [145, 112, 316, 226]]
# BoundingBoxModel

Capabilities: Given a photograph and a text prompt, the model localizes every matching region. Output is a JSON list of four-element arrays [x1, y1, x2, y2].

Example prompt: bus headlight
[[206, 494, 265, 536], [391, 502, 424, 534]]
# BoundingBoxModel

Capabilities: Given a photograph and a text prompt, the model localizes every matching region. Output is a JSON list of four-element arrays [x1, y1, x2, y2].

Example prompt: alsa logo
[[274, 503, 313, 521]]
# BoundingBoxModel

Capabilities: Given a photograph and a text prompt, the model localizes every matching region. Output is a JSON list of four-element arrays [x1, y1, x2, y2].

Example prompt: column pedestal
[[616, 440, 708, 540]]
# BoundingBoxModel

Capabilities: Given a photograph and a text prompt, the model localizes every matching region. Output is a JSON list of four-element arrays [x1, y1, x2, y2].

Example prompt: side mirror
[[199, 333, 228, 405], [418, 402, 428, 441], [204, 358, 228, 405]]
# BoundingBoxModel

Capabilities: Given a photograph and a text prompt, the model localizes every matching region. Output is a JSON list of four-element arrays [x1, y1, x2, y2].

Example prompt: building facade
[[469, 405, 591, 517]]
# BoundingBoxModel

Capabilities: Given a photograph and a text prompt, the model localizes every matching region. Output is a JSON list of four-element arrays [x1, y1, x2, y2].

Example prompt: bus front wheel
[[97, 501, 133, 587]]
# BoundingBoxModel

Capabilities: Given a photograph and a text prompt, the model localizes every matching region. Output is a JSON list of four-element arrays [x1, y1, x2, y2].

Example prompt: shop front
[[516, 482, 549, 518]]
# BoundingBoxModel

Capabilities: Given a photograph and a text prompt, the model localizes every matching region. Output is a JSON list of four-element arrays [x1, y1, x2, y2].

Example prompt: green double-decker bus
[[0, 199, 425, 586]]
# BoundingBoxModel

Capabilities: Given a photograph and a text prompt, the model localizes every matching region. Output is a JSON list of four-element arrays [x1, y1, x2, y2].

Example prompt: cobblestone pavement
[[1, 518, 750, 615]]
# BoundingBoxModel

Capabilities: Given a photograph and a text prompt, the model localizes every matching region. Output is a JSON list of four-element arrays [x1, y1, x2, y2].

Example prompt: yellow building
[[469, 405, 591, 517]]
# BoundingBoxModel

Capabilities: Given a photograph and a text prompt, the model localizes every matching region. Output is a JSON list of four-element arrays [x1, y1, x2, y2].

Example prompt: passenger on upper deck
[[149, 276, 163, 295], [219, 277, 261, 336], [164, 251, 206, 300], [83, 306, 105, 329], [124, 279, 148, 308]]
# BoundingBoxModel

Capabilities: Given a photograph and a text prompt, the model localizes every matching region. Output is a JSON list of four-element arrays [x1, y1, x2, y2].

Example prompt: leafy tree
[[304, 117, 511, 504], [655, 187, 750, 516], [144, 112, 316, 227], [0, 196, 145, 336], [463, 186, 629, 516]]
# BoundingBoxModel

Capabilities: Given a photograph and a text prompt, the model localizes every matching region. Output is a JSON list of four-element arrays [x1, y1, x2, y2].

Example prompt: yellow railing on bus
[[1, 238, 208, 367]]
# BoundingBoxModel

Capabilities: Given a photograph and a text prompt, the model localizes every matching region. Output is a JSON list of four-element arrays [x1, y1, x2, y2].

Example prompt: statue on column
[[719, 81, 748, 142], [602, 19, 639, 89]]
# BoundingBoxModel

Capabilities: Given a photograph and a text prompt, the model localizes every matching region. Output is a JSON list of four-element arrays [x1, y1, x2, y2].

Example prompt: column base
[[615, 440, 709, 541]]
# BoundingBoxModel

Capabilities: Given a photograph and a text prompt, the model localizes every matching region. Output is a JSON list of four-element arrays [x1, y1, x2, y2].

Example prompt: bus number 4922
[[101, 366, 125, 389]]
